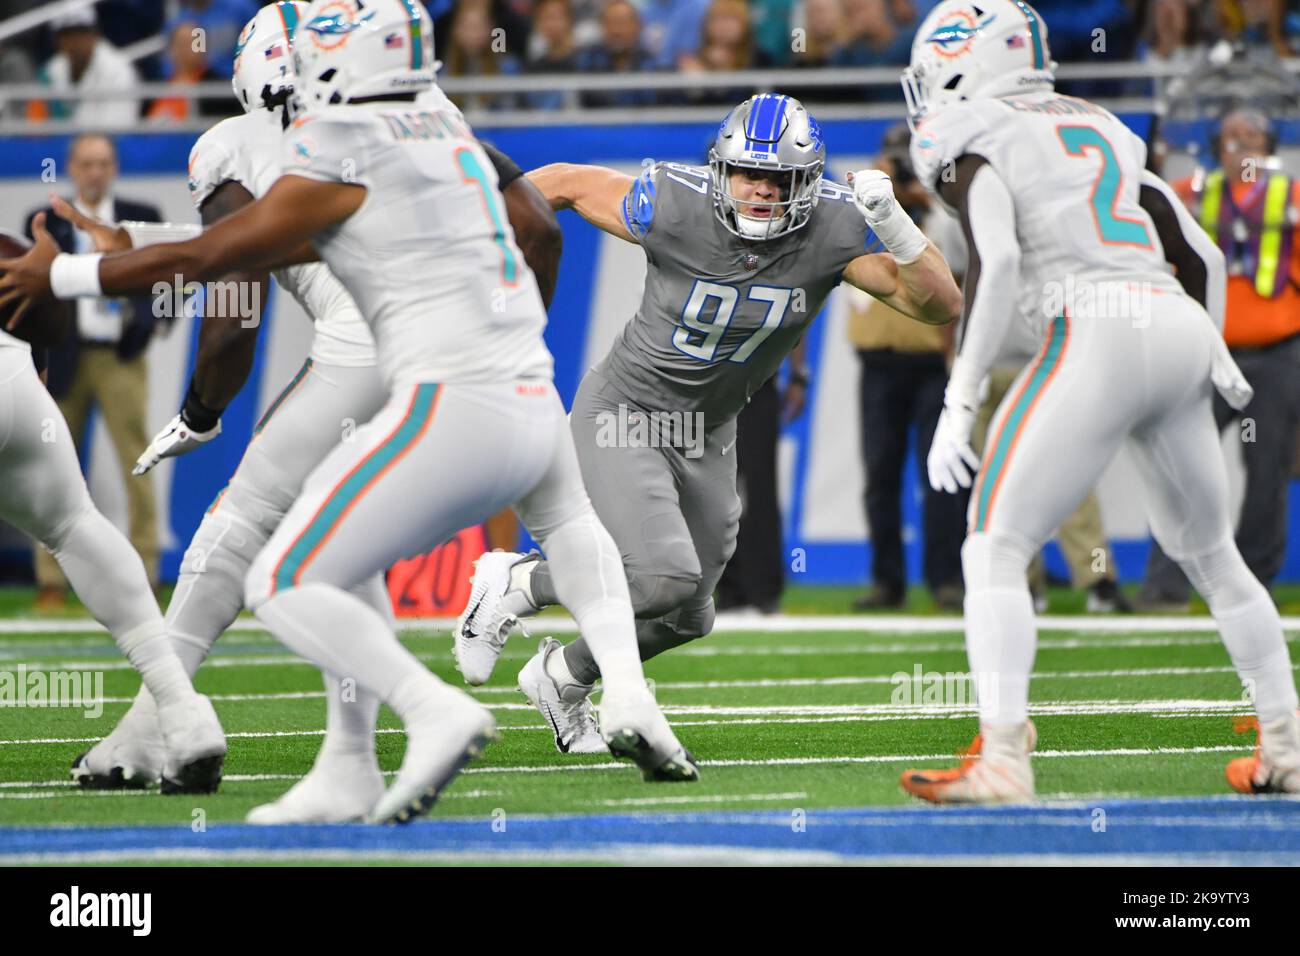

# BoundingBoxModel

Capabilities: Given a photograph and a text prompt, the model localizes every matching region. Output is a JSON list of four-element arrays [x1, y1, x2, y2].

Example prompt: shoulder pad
[[188, 116, 245, 210], [910, 104, 996, 193]]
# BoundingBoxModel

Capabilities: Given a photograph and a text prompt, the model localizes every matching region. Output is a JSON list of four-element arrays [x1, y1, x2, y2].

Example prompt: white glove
[[849, 168, 899, 225], [133, 414, 221, 475], [847, 169, 929, 264], [927, 400, 981, 494]]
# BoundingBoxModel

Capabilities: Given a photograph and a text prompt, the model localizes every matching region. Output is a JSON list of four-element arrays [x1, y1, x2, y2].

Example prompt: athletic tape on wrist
[[49, 253, 104, 299]]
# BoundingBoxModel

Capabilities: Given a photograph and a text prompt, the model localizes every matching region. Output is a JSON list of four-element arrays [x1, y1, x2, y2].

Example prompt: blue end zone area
[[3, 797, 1298, 865]]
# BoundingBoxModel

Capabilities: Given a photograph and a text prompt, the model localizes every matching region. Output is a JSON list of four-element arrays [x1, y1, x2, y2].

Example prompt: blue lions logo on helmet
[[806, 114, 825, 152]]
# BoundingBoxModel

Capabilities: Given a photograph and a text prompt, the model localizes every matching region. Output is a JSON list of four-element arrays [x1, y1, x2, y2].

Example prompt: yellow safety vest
[[1198, 170, 1294, 299]]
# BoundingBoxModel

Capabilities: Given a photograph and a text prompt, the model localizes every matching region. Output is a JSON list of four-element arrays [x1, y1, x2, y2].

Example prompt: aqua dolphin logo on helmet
[[303, 4, 376, 49], [709, 93, 825, 241], [925, 9, 997, 58], [292, 0, 435, 114], [901, 0, 1055, 130]]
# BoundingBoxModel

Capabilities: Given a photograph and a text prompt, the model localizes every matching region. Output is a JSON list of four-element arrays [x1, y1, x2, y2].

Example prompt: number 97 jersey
[[910, 92, 1181, 309]]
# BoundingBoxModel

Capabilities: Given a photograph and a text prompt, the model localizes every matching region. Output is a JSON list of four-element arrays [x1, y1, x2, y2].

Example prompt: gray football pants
[[533, 369, 741, 684]]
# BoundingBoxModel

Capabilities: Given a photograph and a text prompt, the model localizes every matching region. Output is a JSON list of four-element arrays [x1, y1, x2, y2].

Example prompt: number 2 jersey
[[909, 91, 1184, 325], [599, 163, 879, 428], [279, 101, 552, 390]]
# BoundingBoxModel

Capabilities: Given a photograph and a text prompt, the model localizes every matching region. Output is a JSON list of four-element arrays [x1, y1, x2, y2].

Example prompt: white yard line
[[594, 791, 807, 808], [13, 664, 1272, 706], [2, 614, 1298, 636], [0, 697, 1257, 750], [0, 743, 1254, 796], [7, 633, 1297, 672]]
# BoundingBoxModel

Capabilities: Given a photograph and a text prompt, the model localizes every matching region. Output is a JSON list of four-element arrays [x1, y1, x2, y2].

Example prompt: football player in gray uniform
[[456, 93, 963, 753]]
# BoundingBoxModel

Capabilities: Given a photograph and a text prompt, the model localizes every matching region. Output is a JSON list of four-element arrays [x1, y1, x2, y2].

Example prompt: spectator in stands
[[1137, 106, 1300, 610], [1215, 0, 1290, 58], [1030, 0, 1130, 61], [525, 0, 579, 110], [146, 22, 235, 122], [1139, 0, 1207, 69], [162, 0, 257, 78], [26, 134, 164, 611], [445, 1, 523, 111], [27, 9, 139, 127], [636, 0, 711, 69], [833, 0, 913, 66], [750, 0, 796, 66], [679, 0, 770, 104], [850, 124, 966, 611], [574, 0, 658, 107], [792, 0, 847, 69]]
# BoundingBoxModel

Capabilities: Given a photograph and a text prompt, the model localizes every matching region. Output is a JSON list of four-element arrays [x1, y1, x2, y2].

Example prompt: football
[[0, 230, 73, 348]]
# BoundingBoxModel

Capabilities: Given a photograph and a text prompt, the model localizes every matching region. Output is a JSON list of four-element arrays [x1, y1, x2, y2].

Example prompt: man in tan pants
[[27, 133, 162, 608]]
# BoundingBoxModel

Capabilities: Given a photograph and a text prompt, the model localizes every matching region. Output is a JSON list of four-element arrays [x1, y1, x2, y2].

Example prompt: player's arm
[[188, 181, 271, 416], [526, 163, 636, 243], [481, 142, 564, 307], [1137, 169, 1226, 328], [0, 175, 354, 325], [130, 180, 275, 475], [925, 154, 1021, 493], [841, 169, 962, 326], [842, 247, 960, 326]]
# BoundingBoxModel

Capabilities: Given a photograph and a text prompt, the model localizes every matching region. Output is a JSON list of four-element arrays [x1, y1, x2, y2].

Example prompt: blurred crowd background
[[2, 0, 1300, 122]]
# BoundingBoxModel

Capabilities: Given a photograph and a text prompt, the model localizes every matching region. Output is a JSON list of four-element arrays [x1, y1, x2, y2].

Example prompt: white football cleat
[[247, 753, 386, 824], [600, 685, 699, 782], [454, 550, 537, 685], [518, 636, 607, 754], [71, 695, 165, 790], [157, 694, 228, 795], [367, 693, 497, 824]]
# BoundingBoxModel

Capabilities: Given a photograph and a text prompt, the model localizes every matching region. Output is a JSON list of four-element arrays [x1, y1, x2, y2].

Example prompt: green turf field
[[1, 585, 1293, 843]]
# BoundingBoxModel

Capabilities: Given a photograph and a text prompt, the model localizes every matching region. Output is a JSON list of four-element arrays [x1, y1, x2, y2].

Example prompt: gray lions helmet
[[709, 93, 826, 241]]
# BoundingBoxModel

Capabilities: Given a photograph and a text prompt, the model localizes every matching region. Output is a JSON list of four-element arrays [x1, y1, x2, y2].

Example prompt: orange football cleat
[[900, 721, 1037, 805], [1226, 714, 1300, 795]]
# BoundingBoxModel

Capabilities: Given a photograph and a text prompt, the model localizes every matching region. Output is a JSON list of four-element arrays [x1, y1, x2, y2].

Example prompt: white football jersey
[[188, 109, 376, 367], [911, 91, 1183, 331], [279, 101, 552, 389]]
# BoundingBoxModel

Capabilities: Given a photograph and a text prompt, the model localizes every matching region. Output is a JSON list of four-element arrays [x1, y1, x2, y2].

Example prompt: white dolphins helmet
[[293, 0, 436, 112], [231, 1, 308, 113], [901, 0, 1057, 129]]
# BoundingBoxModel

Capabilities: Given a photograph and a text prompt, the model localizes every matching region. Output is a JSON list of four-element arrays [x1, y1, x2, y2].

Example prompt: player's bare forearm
[[504, 175, 563, 307], [526, 163, 635, 241], [96, 176, 356, 297], [896, 243, 963, 325], [844, 245, 961, 325], [185, 182, 269, 411]]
